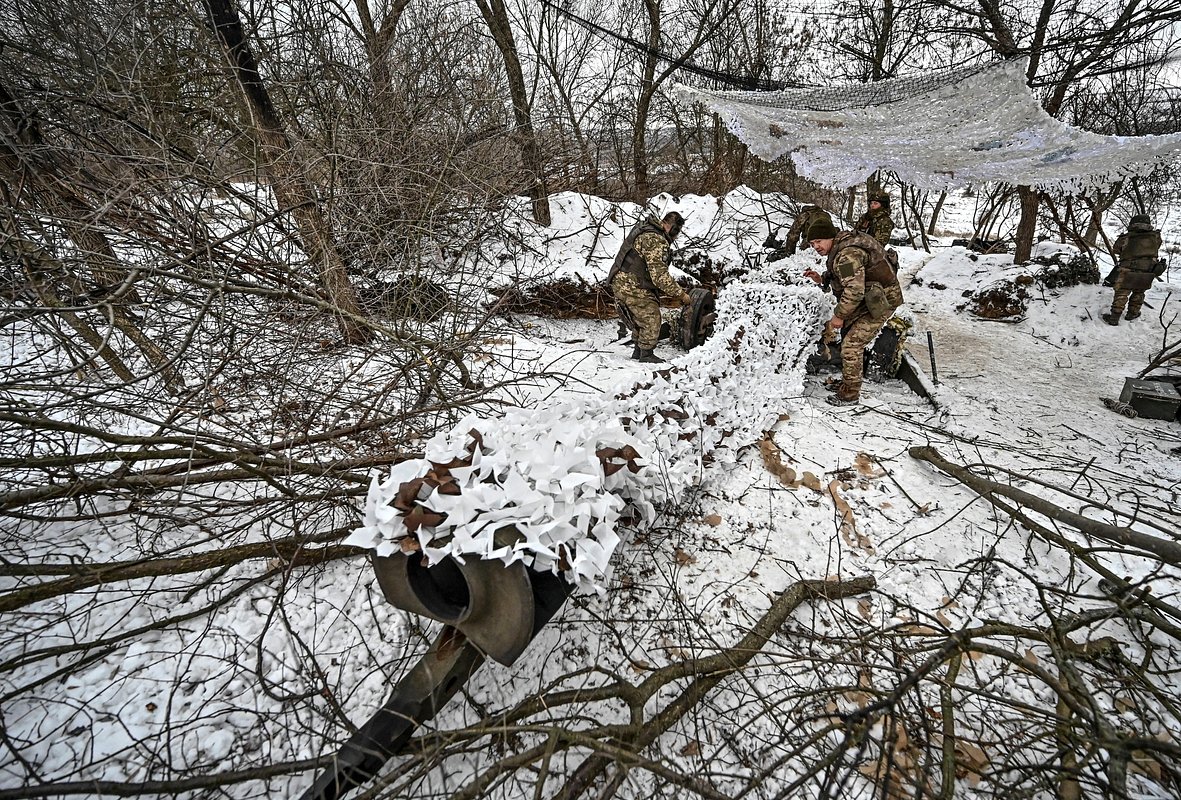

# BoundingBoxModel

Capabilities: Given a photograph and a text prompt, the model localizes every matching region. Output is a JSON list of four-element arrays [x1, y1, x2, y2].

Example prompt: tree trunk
[[632, 0, 662, 203], [474, 0, 551, 226], [202, 0, 372, 344], [1083, 182, 1122, 246], [927, 189, 947, 235], [1014, 185, 1039, 263]]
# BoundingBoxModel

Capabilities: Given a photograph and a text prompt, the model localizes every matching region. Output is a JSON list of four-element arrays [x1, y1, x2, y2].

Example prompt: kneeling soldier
[[608, 211, 691, 363], [805, 217, 904, 406]]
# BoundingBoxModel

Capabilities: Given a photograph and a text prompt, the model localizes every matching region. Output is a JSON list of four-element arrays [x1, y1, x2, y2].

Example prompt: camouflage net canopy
[[674, 58, 1181, 193]]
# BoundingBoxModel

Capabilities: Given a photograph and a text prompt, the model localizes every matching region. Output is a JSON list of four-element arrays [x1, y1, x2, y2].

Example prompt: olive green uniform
[[1108, 221, 1163, 319], [824, 232, 904, 400], [855, 207, 895, 247], [609, 219, 688, 350]]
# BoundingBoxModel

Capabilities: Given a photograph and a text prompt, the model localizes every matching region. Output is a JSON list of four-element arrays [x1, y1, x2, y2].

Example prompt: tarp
[[674, 59, 1181, 192]]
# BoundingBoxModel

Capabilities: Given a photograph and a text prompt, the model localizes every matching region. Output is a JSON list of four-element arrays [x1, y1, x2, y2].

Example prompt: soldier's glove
[[763, 231, 785, 250]]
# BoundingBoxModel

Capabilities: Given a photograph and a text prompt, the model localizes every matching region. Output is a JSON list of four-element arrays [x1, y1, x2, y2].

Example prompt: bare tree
[[474, 0, 552, 225], [924, 0, 1181, 262], [202, 0, 373, 344]]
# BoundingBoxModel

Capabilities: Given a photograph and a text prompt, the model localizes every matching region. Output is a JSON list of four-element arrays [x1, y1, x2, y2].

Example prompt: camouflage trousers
[[1109, 288, 1145, 317], [612, 274, 662, 349], [839, 302, 898, 398]]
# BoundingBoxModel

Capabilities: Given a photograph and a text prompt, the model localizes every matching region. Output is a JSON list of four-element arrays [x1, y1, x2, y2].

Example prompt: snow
[[2, 187, 1180, 799]]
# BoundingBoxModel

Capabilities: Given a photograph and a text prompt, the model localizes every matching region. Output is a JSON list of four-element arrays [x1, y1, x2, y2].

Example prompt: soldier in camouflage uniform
[[608, 211, 691, 363], [804, 216, 904, 406], [766, 205, 831, 261], [1101, 214, 1164, 326], [855, 191, 895, 247]]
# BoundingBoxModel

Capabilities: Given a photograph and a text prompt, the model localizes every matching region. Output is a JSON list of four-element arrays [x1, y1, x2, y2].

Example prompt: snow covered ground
[[2, 188, 1179, 799]]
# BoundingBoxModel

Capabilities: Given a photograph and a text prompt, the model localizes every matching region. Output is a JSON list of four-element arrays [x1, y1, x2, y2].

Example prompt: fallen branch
[[909, 446, 1181, 567], [0, 758, 326, 799], [0, 530, 363, 614], [550, 575, 876, 800]]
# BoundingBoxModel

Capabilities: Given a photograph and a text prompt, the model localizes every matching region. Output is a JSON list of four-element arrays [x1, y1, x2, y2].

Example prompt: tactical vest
[[826, 231, 899, 293], [607, 219, 667, 291], [1120, 223, 1161, 268]]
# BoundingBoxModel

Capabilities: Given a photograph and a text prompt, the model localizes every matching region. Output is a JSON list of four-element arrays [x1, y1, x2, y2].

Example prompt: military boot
[[1101, 312, 1120, 326], [1125, 312, 1141, 321], [826, 379, 860, 406], [632, 347, 664, 363]]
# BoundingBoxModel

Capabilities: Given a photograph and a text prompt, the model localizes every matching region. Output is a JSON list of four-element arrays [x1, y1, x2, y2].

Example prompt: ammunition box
[[1119, 378, 1181, 421]]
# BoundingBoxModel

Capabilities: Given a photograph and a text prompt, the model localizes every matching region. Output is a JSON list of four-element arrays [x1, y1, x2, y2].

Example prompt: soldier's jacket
[[824, 231, 903, 320], [772, 206, 829, 258], [855, 208, 895, 246], [607, 217, 685, 300], [1112, 222, 1164, 292]]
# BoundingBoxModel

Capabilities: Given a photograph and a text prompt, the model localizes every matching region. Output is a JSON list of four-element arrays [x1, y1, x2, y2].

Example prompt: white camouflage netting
[[347, 281, 832, 592], [674, 58, 1181, 193]]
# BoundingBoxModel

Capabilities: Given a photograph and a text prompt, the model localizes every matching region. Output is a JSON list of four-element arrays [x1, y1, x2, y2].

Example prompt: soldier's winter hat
[[807, 217, 838, 241], [663, 211, 686, 239], [869, 191, 891, 209], [1131, 213, 1151, 224]]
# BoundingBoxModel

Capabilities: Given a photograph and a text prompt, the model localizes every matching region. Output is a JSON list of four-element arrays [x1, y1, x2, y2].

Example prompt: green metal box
[[1119, 378, 1181, 421]]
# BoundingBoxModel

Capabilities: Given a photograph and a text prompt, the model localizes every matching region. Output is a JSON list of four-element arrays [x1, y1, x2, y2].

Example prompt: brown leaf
[[679, 740, 701, 757], [760, 436, 800, 488], [702, 514, 722, 526], [674, 547, 697, 566], [629, 658, 653, 673], [828, 480, 874, 553], [802, 471, 823, 492], [854, 452, 885, 478], [858, 598, 873, 621]]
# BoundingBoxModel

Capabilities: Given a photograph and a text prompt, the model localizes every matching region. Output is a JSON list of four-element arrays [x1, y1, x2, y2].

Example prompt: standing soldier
[[804, 217, 904, 406], [855, 191, 895, 247], [766, 205, 831, 261], [1102, 214, 1164, 326], [608, 211, 691, 363]]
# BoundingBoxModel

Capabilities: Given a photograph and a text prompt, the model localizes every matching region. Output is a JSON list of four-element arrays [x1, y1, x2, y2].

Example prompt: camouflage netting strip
[[673, 58, 1181, 193], [346, 283, 833, 593]]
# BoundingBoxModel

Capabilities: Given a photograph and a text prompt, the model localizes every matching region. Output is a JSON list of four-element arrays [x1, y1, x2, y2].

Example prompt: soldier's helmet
[[869, 191, 891, 210], [1130, 213, 1151, 225]]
